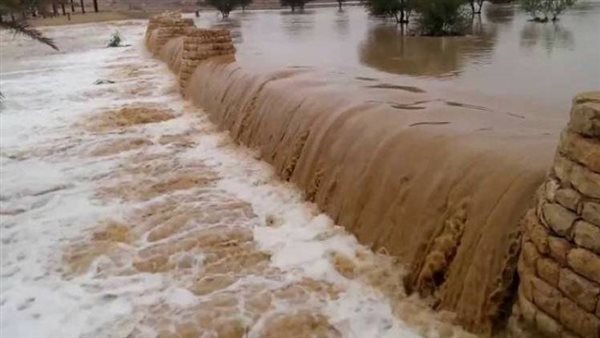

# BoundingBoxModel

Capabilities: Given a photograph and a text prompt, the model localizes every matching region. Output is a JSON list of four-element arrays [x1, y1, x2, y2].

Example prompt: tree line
[[1, 0, 99, 22], [204, 0, 577, 36]]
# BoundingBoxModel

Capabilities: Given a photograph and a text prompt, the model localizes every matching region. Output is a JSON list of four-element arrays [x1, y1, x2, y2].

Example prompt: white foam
[[0, 21, 456, 338]]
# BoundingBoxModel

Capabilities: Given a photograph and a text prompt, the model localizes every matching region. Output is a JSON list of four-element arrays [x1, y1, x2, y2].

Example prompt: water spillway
[[145, 12, 600, 336]]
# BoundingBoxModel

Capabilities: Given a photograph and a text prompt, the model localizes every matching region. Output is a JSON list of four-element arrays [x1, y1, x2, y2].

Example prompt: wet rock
[[536, 310, 562, 338], [532, 274, 561, 319], [537, 257, 560, 286], [569, 97, 600, 137], [559, 297, 600, 338], [559, 130, 600, 173], [548, 236, 573, 266], [573, 220, 600, 254], [542, 202, 578, 237], [567, 248, 600, 284], [582, 201, 600, 226], [554, 188, 582, 212], [94, 79, 115, 85], [558, 267, 600, 312]]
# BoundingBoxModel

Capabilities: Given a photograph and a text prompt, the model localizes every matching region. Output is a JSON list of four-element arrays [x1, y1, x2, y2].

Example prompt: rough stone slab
[[536, 309, 563, 338], [542, 202, 578, 237], [522, 241, 542, 270], [532, 274, 562, 319], [554, 154, 600, 199], [582, 202, 600, 227], [559, 130, 600, 174], [555, 188, 582, 212], [567, 248, 600, 285], [538, 257, 561, 286], [573, 220, 600, 254], [519, 289, 537, 322], [526, 210, 550, 254], [558, 267, 600, 312], [549, 235, 573, 267], [569, 99, 600, 137], [559, 296, 600, 338], [519, 263, 535, 301], [539, 311, 565, 337]]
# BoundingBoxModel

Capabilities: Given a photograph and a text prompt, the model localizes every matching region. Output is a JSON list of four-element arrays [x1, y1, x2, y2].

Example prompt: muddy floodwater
[[199, 1, 600, 116]]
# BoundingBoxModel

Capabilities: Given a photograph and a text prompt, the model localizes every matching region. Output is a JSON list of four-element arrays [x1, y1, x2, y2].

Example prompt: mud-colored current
[[197, 2, 600, 115], [1, 21, 474, 338]]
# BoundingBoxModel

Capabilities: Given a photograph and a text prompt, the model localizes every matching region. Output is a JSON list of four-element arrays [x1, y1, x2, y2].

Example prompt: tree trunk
[[80, 0, 85, 14], [338, 1, 342, 10], [61, 3, 66, 15], [52, 2, 59, 16], [10, 13, 15, 21], [71, 0, 75, 12], [93, 0, 98, 12]]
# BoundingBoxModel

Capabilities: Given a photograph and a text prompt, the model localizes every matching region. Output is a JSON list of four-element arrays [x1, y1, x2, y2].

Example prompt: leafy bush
[[365, 0, 414, 23], [521, 0, 576, 21], [280, 0, 312, 12], [415, 0, 470, 35], [107, 31, 122, 47], [206, 0, 252, 17]]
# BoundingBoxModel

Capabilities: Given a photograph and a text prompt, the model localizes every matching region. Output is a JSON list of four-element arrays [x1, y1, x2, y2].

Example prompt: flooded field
[[199, 1, 600, 115], [0, 21, 473, 338]]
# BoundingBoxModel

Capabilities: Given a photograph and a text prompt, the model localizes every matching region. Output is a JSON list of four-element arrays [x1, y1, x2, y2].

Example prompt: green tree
[[522, 0, 576, 21], [205, 0, 252, 17], [280, 0, 312, 12], [239, 0, 251, 10], [364, 0, 413, 23], [415, 0, 470, 35]]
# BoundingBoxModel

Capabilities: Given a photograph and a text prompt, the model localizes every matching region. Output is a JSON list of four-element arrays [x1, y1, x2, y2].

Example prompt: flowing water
[[198, 1, 600, 115], [0, 21, 474, 338]]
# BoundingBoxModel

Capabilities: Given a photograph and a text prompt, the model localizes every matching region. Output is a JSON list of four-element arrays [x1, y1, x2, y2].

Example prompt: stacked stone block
[[145, 12, 236, 93], [516, 92, 600, 338], [178, 27, 235, 92], [145, 11, 194, 54]]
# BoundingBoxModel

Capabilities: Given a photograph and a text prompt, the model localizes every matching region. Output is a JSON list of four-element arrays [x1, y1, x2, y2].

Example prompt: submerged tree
[[280, 0, 312, 12], [415, 0, 470, 35], [205, 0, 252, 17], [467, 0, 484, 14], [239, 0, 251, 10], [337, 0, 345, 10], [521, 0, 576, 22], [364, 0, 414, 23]]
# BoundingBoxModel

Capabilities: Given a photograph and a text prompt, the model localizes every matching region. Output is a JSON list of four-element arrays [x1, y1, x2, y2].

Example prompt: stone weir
[[512, 92, 600, 338], [144, 12, 600, 337]]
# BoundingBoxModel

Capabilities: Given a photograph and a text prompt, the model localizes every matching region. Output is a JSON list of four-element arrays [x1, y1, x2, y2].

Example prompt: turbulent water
[[0, 21, 475, 338]]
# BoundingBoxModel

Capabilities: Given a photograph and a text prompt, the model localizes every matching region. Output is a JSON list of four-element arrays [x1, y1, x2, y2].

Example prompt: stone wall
[[145, 12, 235, 93], [514, 92, 600, 338]]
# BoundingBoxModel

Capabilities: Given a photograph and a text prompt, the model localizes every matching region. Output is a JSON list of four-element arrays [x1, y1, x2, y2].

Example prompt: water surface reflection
[[196, 1, 600, 113]]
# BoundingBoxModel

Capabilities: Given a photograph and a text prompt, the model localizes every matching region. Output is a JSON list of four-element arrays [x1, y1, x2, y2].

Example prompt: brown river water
[[197, 1, 600, 116]]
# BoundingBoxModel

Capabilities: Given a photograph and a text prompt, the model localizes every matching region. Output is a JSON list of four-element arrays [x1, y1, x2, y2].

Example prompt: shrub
[[107, 31, 122, 47], [365, 0, 414, 23], [280, 0, 312, 12], [521, 0, 576, 21], [206, 0, 252, 17], [415, 0, 470, 35]]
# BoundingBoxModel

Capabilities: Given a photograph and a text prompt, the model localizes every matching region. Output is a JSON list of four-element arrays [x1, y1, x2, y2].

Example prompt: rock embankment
[[514, 92, 600, 338]]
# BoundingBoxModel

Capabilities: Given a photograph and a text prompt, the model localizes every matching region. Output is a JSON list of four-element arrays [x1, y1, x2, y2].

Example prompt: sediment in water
[[144, 12, 598, 336]]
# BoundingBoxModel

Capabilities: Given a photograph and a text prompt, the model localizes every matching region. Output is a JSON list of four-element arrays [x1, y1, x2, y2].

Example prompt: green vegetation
[[365, 0, 413, 23], [281, 0, 312, 12], [521, 0, 576, 21], [416, 0, 470, 35], [107, 30, 121, 47], [364, 0, 469, 34], [206, 0, 252, 17]]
